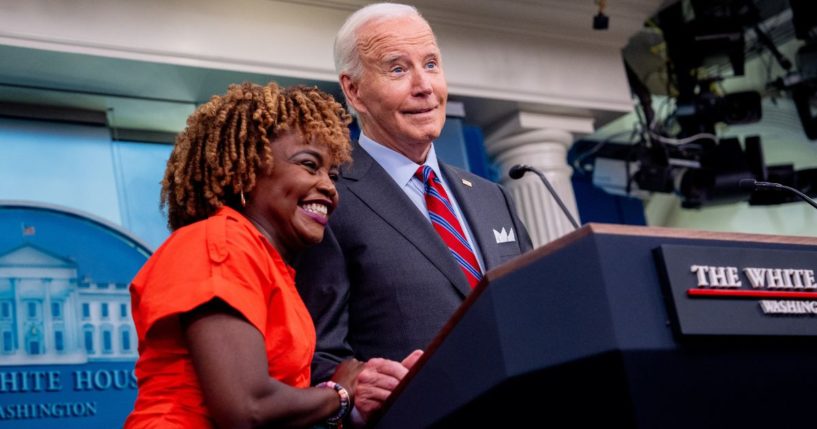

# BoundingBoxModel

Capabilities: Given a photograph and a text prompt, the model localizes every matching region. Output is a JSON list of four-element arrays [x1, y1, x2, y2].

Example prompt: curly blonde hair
[[161, 82, 352, 231]]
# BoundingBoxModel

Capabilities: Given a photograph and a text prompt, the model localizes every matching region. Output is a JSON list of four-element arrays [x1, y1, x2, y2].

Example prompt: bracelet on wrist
[[317, 380, 352, 427]]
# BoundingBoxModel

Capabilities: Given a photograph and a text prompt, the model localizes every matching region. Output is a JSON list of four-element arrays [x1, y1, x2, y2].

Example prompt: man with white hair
[[296, 2, 532, 422]]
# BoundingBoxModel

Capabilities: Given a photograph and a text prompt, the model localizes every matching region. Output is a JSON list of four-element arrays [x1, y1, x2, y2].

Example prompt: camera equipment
[[578, 0, 817, 208]]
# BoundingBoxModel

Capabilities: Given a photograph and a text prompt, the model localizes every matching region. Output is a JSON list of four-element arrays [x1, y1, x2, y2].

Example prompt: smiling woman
[[124, 82, 362, 429], [245, 131, 341, 259]]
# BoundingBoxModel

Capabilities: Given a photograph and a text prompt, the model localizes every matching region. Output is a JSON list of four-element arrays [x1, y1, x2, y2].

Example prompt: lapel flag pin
[[21, 223, 36, 236], [461, 179, 472, 187]]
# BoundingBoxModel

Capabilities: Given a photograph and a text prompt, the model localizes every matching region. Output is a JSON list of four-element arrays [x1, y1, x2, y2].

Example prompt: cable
[[571, 128, 639, 174], [648, 131, 718, 146]]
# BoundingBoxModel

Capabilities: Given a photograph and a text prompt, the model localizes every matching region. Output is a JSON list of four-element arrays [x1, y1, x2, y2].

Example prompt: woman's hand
[[330, 358, 365, 396]]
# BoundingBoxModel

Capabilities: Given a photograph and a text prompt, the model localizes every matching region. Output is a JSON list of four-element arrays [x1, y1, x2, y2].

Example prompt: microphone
[[739, 179, 817, 210], [509, 164, 581, 230]]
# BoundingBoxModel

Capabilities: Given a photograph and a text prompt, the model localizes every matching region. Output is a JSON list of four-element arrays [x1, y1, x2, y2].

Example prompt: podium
[[375, 224, 817, 428]]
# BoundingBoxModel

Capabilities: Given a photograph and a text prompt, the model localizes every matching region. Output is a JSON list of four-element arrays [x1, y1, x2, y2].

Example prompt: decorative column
[[486, 112, 594, 248]]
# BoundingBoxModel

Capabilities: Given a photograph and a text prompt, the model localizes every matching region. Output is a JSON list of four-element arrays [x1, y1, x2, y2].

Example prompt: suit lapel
[[440, 164, 502, 271], [341, 143, 471, 298]]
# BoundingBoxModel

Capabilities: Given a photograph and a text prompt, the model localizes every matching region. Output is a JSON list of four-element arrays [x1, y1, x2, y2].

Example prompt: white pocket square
[[493, 227, 516, 244]]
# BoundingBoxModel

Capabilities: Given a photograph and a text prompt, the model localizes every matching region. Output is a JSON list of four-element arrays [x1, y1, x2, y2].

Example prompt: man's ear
[[339, 74, 367, 114]]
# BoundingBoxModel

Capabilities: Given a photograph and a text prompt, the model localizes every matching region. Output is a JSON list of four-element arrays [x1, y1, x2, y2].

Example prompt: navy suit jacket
[[295, 142, 533, 381]]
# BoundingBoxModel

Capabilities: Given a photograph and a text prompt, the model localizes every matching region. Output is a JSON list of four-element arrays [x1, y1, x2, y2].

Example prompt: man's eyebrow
[[380, 53, 406, 64]]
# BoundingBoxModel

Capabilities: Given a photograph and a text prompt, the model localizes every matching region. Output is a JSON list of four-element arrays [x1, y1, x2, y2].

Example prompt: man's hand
[[354, 350, 424, 422]]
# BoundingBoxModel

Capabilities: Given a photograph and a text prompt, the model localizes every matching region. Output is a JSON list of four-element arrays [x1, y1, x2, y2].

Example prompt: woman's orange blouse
[[124, 206, 316, 428]]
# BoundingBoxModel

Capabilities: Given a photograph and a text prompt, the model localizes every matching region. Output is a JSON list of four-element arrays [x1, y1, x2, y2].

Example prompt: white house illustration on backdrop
[[0, 244, 136, 365]]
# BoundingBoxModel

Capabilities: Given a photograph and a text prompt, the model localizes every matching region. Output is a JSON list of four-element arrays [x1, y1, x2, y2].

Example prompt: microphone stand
[[509, 164, 581, 230]]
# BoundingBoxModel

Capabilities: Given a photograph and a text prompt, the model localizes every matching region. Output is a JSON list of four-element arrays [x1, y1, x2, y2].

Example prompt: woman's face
[[244, 132, 340, 257]]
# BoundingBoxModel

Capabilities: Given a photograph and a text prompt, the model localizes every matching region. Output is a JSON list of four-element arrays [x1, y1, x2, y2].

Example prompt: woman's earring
[[240, 191, 246, 207]]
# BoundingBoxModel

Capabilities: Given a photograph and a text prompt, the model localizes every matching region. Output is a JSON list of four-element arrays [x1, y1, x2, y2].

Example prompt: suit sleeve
[[499, 183, 534, 252], [294, 224, 353, 383]]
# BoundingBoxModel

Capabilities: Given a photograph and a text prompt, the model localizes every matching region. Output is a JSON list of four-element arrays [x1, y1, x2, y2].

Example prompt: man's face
[[342, 15, 448, 163]]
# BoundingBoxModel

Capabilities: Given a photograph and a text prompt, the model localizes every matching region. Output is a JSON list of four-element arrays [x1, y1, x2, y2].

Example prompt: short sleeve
[[130, 211, 279, 341]]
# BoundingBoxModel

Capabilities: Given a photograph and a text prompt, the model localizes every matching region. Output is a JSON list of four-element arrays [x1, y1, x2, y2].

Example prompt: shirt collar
[[358, 132, 442, 187]]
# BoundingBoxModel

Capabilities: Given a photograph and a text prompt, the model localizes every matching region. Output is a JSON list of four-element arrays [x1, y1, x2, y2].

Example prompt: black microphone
[[739, 179, 817, 210], [509, 164, 581, 230]]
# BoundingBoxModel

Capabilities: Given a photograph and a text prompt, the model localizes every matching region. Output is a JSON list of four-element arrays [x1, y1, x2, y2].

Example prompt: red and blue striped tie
[[415, 165, 482, 288]]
